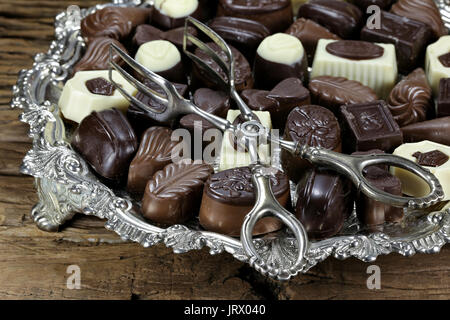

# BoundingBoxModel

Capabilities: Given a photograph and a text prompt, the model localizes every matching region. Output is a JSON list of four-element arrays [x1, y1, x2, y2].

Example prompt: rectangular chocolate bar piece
[[360, 11, 431, 74], [340, 100, 403, 152], [437, 78, 450, 117]]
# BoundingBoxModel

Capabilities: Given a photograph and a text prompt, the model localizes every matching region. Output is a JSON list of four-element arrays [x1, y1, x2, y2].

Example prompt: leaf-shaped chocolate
[[308, 76, 378, 113], [142, 161, 213, 224], [127, 127, 182, 194], [387, 68, 432, 127]]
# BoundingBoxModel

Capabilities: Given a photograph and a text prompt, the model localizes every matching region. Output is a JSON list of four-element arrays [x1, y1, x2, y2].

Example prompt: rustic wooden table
[[0, 0, 449, 300]]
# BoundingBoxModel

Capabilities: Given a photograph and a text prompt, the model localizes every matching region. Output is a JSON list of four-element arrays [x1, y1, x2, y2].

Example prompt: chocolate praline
[[71, 108, 138, 181], [199, 166, 289, 237], [295, 168, 353, 240], [297, 0, 363, 39], [216, 0, 293, 33], [282, 105, 342, 182], [191, 42, 253, 92], [142, 161, 213, 225], [208, 16, 270, 63], [152, 0, 203, 30], [253, 33, 308, 90]]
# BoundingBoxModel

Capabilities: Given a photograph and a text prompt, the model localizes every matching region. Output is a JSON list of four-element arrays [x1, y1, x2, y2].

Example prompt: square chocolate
[[340, 100, 403, 152], [437, 78, 450, 117], [360, 11, 431, 73]]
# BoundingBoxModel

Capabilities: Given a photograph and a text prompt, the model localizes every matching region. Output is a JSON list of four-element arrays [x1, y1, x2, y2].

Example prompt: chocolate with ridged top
[[387, 68, 433, 127], [71, 109, 138, 181], [191, 42, 253, 92], [199, 166, 288, 236], [127, 80, 188, 137], [80, 7, 151, 43], [208, 17, 270, 62], [216, 0, 293, 33], [297, 0, 363, 39], [295, 169, 353, 240], [282, 105, 341, 182], [286, 18, 341, 64], [309, 76, 377, 115], [142, 161, 213, 225], [402, 117, 450, 145], [361, 11, 431, 74], [340, 100, 403, 152], [391, 0, 447, 39], [127, 127, 183, 194], [73, 37, 128, 74]]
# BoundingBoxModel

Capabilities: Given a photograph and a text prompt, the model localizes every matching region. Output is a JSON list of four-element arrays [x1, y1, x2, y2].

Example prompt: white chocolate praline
[[154, 0, 198, 18], [59, 70, 137, 124], [257, 33, 305, 65], [135, 40, 181, 73], [391, 141, 450, 201], [311, 39, 397, 98], [425, 36, 450, 96], [219, 110, 272, 171]]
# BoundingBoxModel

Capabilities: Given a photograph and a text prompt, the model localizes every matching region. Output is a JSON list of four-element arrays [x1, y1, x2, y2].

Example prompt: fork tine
[[109, 43, 178, 97], [184, 17, 235, 84], [109, 60, 168, 108], [184, 49, 229, 90]]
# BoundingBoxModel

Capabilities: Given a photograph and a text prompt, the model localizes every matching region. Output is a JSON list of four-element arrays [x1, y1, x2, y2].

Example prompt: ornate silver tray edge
[[10, 0, 450, 280]]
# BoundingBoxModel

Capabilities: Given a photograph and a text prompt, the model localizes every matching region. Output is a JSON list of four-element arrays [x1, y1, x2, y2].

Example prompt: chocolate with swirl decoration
[[387, 68, 432, 127], [390, 0, 447, 39], [73, 37, 128, 74], [199, 166, 288, 236], [81, 7, 152, 43]]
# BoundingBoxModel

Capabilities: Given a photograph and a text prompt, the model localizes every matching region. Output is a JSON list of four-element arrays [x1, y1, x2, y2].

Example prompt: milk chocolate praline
[[199, 167, 289, 237], [295, 168, 353, 240], [282, 105, 342, 182], [216, 0, 293, 33]]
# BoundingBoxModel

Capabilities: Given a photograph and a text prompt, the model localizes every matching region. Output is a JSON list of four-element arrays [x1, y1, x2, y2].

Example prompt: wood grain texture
[[0, 0, 449, 300]]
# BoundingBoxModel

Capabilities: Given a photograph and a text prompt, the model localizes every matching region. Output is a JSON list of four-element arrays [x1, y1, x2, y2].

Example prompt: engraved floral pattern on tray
[[10, 0, 450, 280]]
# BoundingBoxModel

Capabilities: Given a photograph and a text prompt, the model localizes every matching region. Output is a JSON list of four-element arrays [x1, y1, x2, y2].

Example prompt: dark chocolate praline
[[216, 0, 293, 33], [199, 166, 289, 237], [191, 42, 253, 92], [282, 105, 342, 182], [295, 168, 353, 240], [152, 1, 203, 30]]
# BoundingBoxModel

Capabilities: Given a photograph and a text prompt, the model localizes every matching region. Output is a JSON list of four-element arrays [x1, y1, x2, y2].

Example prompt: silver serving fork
[[108, 19, 444, 277]]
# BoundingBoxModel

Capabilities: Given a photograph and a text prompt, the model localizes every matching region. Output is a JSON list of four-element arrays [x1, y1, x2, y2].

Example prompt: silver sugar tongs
[[107, 17, 444, 278]]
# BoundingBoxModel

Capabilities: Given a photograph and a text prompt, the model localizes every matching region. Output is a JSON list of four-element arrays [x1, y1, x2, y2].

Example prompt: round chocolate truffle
[[152, 0, 202, 30], [135, 40, 185, 83], [199, 166, 290, 237], [282, 105, 342, 182], [191, 42, 253, 92], [254, 33, 308, 89]]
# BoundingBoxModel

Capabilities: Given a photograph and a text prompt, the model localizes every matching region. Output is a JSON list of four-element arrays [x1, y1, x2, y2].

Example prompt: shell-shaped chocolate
[[391, 0, 447, 38], [309, 76, 377, 111], [205, 166, 289, 205], [285, 105, 341, 150], [127, 127, 182, 194], [147, 161, 213, 198], [387, 68, 432, 127], [73, 37, 127, 74], [81, 7, 151, 42]]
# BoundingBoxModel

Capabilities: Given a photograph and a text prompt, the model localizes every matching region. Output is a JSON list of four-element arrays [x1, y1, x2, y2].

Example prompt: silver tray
[[10, 0, 450, 280]]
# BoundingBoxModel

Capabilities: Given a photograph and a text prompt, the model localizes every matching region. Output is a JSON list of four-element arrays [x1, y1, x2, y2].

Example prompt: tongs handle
[[241, 166, 308, 278], [291, 143, 444, 209]]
